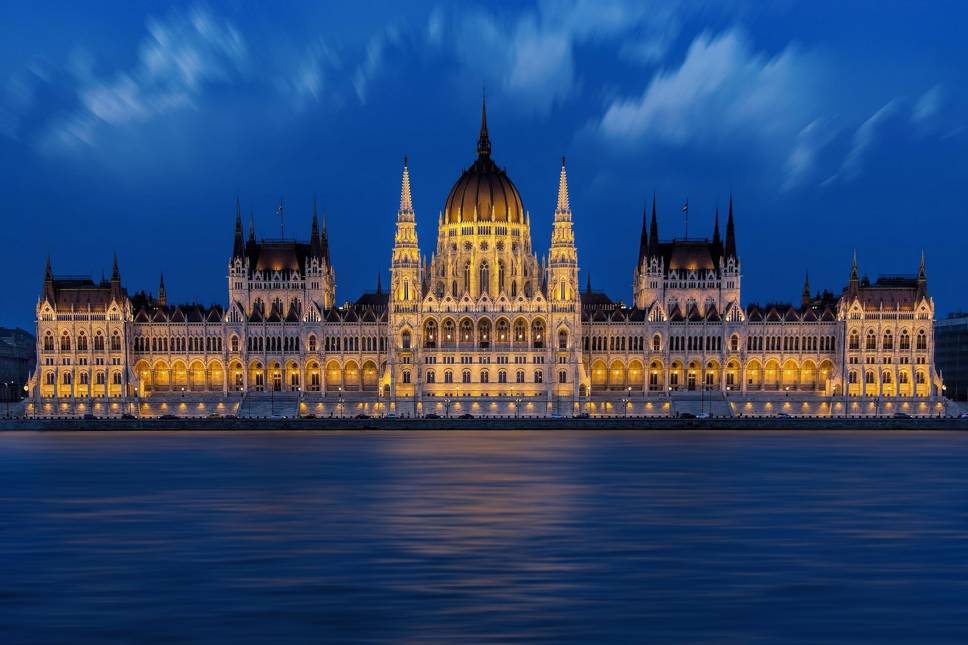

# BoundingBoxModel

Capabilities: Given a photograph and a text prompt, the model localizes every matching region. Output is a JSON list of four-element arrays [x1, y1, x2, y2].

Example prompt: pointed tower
[[110, 253, 123, 301], [309, 197, 322, 260], [548, 156, 579, 303], [547, 156, 582, 399], [43, 255, 55, 303], [648, 196, 659, 258], [712, 207, 721, 247], [724, 194, 737, 260], [916, 251, 928, 301], [634, 195, 662, 308], [232, 197, 245, 258], [390, 156, 421, 307], [801, 272, 811, 309], [637, 202, 649, 270], [158, 273, 167, 307]]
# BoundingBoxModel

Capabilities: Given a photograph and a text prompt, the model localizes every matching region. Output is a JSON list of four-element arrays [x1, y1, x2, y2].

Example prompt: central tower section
[[429, 99, 541, 300]]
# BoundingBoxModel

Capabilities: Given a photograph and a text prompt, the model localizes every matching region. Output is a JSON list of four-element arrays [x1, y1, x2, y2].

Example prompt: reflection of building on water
[[26, 100, 946, 418]]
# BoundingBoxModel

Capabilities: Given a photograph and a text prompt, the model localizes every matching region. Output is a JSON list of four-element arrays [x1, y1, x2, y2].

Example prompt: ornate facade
[[27, 102, 946, 418]]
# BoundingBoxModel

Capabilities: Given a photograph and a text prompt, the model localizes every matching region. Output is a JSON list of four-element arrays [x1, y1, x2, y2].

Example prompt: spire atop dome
[[555, 155, 570, 216], [477, 91, 491, 159], [399, 156, 414, 214]]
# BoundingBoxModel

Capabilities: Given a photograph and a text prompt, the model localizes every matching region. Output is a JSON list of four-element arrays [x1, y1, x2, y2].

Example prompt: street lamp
[[338, 386, 344, 419], [625, 385, 632, 418]]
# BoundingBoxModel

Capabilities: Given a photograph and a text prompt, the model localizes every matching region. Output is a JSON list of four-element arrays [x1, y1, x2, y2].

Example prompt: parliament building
[[27, 102, 946, 418]]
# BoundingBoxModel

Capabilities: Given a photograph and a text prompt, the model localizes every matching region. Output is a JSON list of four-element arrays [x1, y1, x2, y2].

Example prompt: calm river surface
[[1, 430, 967, 643]]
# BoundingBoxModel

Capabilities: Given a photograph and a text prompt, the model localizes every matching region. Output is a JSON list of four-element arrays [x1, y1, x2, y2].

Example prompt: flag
[[681, 200, 689, 214]]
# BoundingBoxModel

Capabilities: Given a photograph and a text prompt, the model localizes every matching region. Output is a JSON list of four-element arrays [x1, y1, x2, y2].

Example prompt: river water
[[1, 430, 967, 643]]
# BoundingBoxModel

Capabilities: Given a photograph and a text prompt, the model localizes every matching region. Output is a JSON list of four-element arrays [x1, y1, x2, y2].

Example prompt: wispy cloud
[[43, 5, 246, 150], [428, 0, 672, 114], [596, 30, 821, 146], [784, 118, 838, 190], [912, 84, 943, 125], [824, 99, 898, 185], [353, 27, 402, 104]]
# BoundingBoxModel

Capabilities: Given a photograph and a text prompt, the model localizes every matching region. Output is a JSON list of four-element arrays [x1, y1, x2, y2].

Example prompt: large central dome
[[443, 100, 525, 225]]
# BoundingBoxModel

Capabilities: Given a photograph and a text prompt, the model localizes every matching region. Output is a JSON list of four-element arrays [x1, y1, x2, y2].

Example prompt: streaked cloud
[[825, 99, 898, 185]]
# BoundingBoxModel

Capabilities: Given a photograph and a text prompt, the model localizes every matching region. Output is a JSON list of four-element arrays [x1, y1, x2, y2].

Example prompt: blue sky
[[2, 1, 966, 329]]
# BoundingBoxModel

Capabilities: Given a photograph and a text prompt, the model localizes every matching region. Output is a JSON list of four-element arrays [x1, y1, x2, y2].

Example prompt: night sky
[[2, 1, 966, 330]]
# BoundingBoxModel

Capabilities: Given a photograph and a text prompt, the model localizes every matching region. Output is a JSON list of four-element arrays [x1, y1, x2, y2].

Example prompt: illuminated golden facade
[[27, 102, 945, 418]]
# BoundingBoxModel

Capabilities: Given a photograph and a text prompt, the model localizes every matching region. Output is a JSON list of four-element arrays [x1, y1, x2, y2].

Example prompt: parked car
[[424, 413, 441, 419], [696, 412, 711, 419], [777, 412, 792, 418], [959, 412, 968, 419], [678, 412, 696, 419], [301, 414, 317, 419], [120, 413, 135, 420], [208, 413, 221, 419], [355, 413, 371, 419], [573, 412, 590, 419], [159, 414, 179, 420], [893, 412, 911, 419], [458, 413, 474, 419], [384, 413, 398, 419]]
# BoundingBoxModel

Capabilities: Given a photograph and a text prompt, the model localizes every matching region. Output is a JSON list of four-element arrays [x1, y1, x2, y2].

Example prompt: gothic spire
[[917, 251, 928, 299], [801, 272, 811, 308], [309, 197, 322, 260], [399, 156, 414, 215], [233, 196, 245, 258], [586, 272, 592, 294], [647, 194, 659, 257], [477, 91, 491, 159], [111, 252, 120, 282], [712, 206, 721, 246], [637, 201, 649, 267], [158, 273, 167, 307], [724, 193, 737, 259], [850, 250, 859, 282], [376, 272, 382, 294], [555, 156, 570, 215]]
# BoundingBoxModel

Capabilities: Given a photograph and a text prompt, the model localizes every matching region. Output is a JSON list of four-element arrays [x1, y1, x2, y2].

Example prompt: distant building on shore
[[935, 313, 968, 401], [0, 327, 35, 401], [23, 100, 947, 419]]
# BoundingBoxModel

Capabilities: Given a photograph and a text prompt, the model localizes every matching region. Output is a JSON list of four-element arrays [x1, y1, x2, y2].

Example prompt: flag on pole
[[681, 199, 689, 239], [681, 200, 688, 214]]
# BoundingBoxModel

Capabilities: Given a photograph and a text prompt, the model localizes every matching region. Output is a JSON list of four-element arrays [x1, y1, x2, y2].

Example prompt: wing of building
[[26, 101, 946, 419]]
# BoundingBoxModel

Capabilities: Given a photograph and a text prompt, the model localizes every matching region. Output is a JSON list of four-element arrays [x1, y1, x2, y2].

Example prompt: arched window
[[496, 319, 509, 342], [730, 334, 739, 352], [60, 332, 71, 352], [424, 320, 438, 348], [865, 330, 876, 351], [442, 319, 456, 343], [402, 370, 411, 384], [882, 331, 893, 350], [865, 371, 876, 384], [534, 370, 544, 384], [559, 370, 567, 383], [916, 371, 926, 384], [479, 261, 489, 296], [77, 332, 88, 352], [111, 332, 121, 352], [401, 330, 411, 350], [480, 370, 489, 383], [514, 319, 527, 344], [478, 319, 491, 348], [498, 261, 505, 293], [516, 370, 525, 383], [559, 280, 566, 301], [498, 370, 507, 383], [43, 333, 54, 352], [451, 281, 458, 298], [531, 319, 545, 349], [916, 330, 927, 351], [79, 372, 89, 385], [848, 370, 858, 384], [849, 331, 860, 351], [510, 281, 517, 297], [462, 370, 471, 384], [426, 370, 436, 384], [444, 370, 453, 384], [94, 331, 104, 351], [463, 261, 471, 292], [652, 334, 661, 352], [403, 280, 410, 301], [95, 372, 105, 385], [460, 319, 473, 344], [558, 329, 568, 350], [308, 335, 317, 352], [899, 330, 911, 350]]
